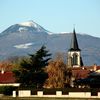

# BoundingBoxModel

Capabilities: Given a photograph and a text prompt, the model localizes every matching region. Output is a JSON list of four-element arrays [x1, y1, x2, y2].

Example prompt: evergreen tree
[[13, 46, 51, 88]]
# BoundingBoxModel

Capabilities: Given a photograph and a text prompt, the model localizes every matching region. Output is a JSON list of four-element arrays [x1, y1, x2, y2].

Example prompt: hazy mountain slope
[[0, 21, 100, 66]]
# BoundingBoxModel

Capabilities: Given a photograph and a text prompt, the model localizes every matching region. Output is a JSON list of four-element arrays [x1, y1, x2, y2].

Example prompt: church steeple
[[69, 28, 80, 51], [67, 28, 83, 68]]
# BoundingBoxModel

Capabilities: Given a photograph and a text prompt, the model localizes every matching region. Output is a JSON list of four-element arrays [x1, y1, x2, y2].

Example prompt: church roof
[[69, 28, 80, 51]]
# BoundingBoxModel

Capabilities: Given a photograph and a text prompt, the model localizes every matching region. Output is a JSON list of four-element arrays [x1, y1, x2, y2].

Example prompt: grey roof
[[69, 28, 80, 51]]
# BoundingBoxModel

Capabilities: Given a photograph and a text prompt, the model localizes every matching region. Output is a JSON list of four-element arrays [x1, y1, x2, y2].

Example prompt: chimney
[[93, 64, 97, 71], [82, 67, 85, 70], [1, 68, 4, 74]]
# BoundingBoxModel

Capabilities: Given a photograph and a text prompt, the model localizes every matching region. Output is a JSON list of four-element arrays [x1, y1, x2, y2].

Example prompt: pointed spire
[[69, 28, 80, 51]]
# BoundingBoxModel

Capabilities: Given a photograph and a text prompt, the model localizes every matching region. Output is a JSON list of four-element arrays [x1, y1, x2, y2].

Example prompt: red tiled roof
[[71, 66, 100, 79], [82, 66, 100, 70], [0, 72, 16, 83], [72, 69, 90, 79], [0, 66, 100, 84]]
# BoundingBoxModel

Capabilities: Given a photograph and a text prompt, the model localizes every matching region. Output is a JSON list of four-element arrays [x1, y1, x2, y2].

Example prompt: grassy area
[[0, 97, 100, 100]]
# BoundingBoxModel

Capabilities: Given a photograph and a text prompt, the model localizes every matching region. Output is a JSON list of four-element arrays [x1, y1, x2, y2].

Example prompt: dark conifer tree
[[13, 45, 51, 88]]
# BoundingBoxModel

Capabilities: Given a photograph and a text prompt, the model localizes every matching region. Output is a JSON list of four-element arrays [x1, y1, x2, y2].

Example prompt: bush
[[0, 86, 17, 95]]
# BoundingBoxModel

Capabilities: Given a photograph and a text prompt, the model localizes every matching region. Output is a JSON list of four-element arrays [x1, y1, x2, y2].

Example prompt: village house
[[0, 69, 19, 87]]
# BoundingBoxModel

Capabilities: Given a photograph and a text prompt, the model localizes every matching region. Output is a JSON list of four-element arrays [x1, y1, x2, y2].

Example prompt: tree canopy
[[44, 53, 72, 88]]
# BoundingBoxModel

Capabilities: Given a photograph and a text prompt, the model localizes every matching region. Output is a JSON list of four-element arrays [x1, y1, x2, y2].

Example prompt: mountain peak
[[1, 20, 49, 35], [18, 20, 38, 27]]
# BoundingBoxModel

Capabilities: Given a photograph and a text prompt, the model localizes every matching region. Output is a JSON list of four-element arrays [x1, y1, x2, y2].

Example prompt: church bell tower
[[67, 28, 83, 68]]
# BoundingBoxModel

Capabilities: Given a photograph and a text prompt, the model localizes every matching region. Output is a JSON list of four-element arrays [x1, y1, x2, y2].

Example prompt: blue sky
[[0, 0, 100, 37]]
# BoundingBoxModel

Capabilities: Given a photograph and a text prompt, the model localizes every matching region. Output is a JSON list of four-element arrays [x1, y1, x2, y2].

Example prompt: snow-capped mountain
[[1, 20, 48, 35], [19, 21, 38, 27], [0, 20, 49, 60], [18, 20, 48, 32], [0, 20, 100, 66]]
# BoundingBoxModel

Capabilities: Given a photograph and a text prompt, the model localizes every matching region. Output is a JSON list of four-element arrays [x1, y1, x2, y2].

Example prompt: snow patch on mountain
[[19, 27, 28, 32], [18, 20, 48, 33], [19, 20, 37, 28], [14, 43, 34, 49], [47, 32, 54, 35]]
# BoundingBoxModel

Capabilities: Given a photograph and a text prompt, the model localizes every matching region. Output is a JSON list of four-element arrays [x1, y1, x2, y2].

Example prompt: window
[[72, 53, 78, 65]]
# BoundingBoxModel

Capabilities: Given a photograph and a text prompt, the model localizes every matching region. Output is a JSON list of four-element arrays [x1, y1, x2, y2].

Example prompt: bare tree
[[44, 53, 66, 88]]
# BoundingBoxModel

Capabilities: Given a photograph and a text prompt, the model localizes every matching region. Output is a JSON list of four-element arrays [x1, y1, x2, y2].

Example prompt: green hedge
[[0, 86, 17, 95]]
